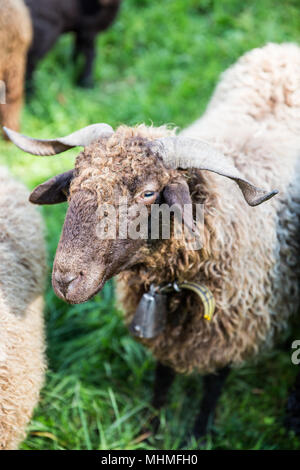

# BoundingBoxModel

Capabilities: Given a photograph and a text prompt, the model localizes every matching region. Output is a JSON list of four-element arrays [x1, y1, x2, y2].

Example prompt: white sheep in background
[[0, 0, 32, 138], [0, 167, 46, 450]]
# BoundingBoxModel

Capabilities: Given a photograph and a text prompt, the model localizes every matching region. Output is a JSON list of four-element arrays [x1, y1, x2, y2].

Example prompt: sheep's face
[[8, 122, 278, 305], [32, 132, 190, 304]]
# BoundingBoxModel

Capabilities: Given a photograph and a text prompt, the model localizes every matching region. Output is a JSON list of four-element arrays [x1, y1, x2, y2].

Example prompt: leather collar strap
[[160, 281, 215, 321], [130, 281, 216, 340]]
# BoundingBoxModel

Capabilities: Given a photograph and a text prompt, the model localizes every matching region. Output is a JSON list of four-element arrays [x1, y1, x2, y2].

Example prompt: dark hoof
[[180, 432, 210, 449], [139, 413, 161, 445], [284, 390, 300, 436], [285, 416, 300, 436], [77, 77, 94, 88], [148, 415, 161, 434], [141, 414, 160, 435]]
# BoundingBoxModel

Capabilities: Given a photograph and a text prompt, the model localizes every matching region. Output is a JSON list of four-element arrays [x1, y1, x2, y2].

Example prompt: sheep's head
[[4, 124, 278, 304]]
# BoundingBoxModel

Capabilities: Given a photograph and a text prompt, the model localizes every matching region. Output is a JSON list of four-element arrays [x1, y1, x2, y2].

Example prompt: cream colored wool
[[0, 0, 32, 135], [116, 43, 300, 374], [0, 167, 46, 449]]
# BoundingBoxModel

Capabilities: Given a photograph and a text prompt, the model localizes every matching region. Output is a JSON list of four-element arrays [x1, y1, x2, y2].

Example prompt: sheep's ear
[[29, 170, 74, 205], [163, 179, 195, 231]]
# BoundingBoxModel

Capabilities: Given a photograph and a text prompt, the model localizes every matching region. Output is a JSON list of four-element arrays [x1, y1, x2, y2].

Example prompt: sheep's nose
[[54, 271, 79, 297]]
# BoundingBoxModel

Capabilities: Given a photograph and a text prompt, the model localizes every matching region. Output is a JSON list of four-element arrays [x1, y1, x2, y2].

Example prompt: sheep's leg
[[152, 361, 176, 410], [73, 34, 81, 62], [74, 33, 96, 88], [285, 365, 300, 435], [193, 366, 230, 439], [26, 22, 61, 97], [147, 362, 176, 433], [26, 54, 38, 97]]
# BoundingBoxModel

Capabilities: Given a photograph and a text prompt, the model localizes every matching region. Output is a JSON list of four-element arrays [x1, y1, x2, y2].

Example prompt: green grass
[[0, 0, 299, 450]]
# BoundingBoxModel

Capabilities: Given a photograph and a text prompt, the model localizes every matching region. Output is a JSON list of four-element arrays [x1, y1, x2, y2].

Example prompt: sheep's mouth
[[52, 271, 108, 305], [66, 261, 137, 304], [52, 234, 143, 304], [53, 258, 133, 304], [67, 277, 108, 305]]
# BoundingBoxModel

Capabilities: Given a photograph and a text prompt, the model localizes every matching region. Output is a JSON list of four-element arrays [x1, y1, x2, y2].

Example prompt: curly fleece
[[0, 0, 32, 135], [72, 43, 300, 374], [71, 125, 176, 204], [0, 167, 46, 449]]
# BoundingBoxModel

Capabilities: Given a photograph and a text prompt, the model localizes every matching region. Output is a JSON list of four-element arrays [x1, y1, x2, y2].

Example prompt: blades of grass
[[109, 403, 145, 431], [75, 382, 92, 450], [96, 415, 108, 450], [108, 387, 121, 433]]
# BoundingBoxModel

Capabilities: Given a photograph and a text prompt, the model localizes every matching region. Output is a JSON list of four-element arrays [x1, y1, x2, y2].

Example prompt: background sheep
[[25, 0, 122, 91], [6, 42, 300, 440], [0, 167, 46, 449], [0, 0, 32, 137]]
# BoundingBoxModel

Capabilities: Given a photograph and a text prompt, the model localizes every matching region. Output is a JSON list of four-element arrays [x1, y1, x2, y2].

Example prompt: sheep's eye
[[137, 190, 158, 204], [143, 191, 155, 198]]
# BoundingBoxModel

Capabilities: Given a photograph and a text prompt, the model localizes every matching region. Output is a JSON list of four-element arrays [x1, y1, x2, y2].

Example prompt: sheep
[[0, 167, 46, 449], [5, 42, 300, 440], [24, 0, 122, 91], [0, 0, 32, 138]]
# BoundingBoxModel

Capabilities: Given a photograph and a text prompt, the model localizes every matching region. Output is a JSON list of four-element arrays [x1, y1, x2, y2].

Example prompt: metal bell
[[129, 288, 167, 339]]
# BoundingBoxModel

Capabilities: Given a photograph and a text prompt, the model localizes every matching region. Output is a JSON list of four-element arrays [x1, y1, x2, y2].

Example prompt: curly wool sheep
[[0, 0, 32, 137], [5, 43, 300, 438], [25, 0, 122, 90], [0, 167, 46, 450]]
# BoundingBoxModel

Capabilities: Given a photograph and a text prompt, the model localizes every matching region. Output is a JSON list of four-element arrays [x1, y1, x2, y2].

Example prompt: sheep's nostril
[[54, 271, 79, 297]]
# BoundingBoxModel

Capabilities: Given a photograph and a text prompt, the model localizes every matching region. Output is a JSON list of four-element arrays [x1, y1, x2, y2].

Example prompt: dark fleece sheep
[[5, 43, 300, 440], [24, 0, 122, 91]]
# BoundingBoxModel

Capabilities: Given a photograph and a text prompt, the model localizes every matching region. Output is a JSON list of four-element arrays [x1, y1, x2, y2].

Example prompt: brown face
[[6, 121, 277, 305], [52, 189, 147, 304], [30, 135, 193, 304], [6, 122, 278, 304]]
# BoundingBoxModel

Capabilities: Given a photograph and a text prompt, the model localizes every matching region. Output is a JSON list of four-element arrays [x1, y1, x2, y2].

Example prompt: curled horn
[[148, 137, 278, 206], [3, 123, 114, 156]]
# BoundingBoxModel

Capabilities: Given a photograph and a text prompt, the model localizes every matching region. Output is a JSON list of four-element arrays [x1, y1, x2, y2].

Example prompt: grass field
[[1, 0, 300, 450]]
